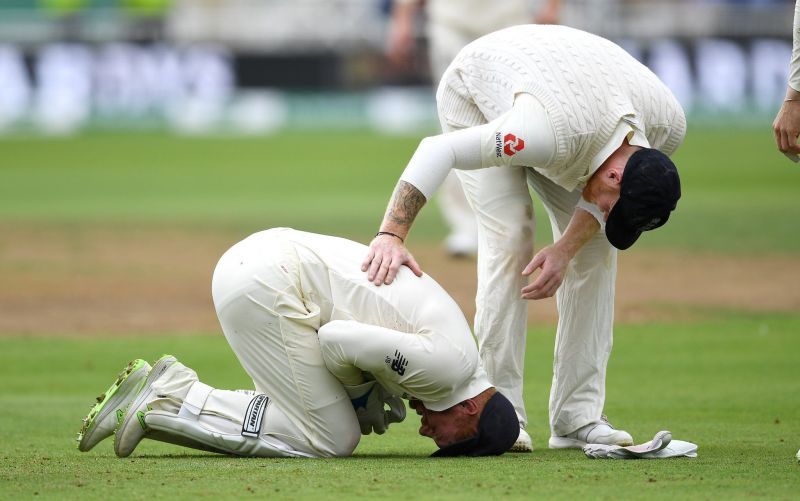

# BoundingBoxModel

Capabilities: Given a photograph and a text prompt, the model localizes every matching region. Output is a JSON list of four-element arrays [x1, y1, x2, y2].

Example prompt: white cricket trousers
[[437, 69, 616, 436], [207, 230, 361, 457]]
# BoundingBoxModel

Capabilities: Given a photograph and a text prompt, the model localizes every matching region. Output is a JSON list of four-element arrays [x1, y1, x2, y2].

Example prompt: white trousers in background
[[428, 19, 481, 253], [207, 232, 360, 457], [438, 70, 616, 436]]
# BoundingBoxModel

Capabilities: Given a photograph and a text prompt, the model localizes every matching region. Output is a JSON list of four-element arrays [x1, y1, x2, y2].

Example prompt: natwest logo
[[503, 133, 525, 156]]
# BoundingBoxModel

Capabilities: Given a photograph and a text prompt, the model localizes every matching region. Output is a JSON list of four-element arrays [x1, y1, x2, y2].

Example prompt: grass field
[[1, 317, 798, 499], [1, 127, 799, 499], [1, 127, 799, 252]]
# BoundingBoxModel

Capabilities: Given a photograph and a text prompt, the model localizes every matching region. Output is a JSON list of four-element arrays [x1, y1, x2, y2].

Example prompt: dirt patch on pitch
[[1, 225, 798, 335]]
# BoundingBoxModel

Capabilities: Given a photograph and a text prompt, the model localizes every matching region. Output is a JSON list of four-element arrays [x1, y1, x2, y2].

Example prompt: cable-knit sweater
[[438, 24, 687, 189]]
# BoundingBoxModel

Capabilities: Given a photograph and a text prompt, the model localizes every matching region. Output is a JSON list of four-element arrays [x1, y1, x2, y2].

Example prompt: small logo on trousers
[[242, 394, 269, 438]]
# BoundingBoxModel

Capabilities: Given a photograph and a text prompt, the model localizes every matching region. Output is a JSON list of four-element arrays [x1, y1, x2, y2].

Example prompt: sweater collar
[[579, 119, 651, 185]]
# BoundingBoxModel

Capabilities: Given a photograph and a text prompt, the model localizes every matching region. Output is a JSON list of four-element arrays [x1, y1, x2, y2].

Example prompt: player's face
[[410, 399, 474, 447]]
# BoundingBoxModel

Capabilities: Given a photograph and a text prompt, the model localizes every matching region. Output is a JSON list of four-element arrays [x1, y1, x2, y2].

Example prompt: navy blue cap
[[431, 392, 518, 457], [605, 148, 681, 250]]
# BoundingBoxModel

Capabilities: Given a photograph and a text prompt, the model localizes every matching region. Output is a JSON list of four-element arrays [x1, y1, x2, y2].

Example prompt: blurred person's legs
[[426, 1, 536, 256], [429, 21, 480, 256]]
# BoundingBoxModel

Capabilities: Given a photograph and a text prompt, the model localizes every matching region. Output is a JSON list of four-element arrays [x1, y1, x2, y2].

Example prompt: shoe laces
[[599, 414, 616, 429]]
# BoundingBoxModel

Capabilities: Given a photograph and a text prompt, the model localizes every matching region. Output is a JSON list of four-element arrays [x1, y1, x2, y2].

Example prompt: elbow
[[317, 320, 354, 352], [317, 323, 342, 362], [418, 135, 438, 150]]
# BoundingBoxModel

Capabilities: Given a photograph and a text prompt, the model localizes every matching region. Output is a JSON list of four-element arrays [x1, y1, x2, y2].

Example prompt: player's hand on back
[[362, 234, 423, 286]]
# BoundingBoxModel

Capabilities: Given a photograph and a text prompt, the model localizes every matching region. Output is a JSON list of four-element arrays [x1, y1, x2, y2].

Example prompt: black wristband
[[376, 231, 404, 243]]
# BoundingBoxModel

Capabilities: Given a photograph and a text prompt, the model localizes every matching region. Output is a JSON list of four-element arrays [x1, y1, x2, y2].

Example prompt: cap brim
[[605, 201, 642, 250], [431, 435, 481, 457]]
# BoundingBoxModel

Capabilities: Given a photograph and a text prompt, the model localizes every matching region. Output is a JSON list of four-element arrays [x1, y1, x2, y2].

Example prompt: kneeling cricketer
[[76, 228, 519, 458]]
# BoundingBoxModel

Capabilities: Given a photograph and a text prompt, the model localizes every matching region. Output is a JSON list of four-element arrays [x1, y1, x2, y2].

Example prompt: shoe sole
[[76, 359, 149, 452], [548, 436, 587, 449], [508, 442, 533, 453], [549, 434, 634, 449], [508, 428, 533, 452], [114, 355, 177, 457]]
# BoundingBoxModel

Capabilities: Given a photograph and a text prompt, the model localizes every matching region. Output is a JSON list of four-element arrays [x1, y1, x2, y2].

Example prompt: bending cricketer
[[387, 0, 563, 259], [77, 228, 519, 458], [363, 25, 686, 449]]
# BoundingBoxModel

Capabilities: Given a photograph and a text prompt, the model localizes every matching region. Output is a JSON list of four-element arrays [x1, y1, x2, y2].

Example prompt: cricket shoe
[[114, 355, 178, 458], [76, 359, 151, 452], [548, 415, 633, 449], [508, 427, 533, 453], [444, 232, 478, 258]]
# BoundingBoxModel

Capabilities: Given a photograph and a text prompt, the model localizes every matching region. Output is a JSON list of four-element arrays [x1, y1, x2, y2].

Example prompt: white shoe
[[508, 427, 533, 452], [549, 415, 633, 449], [114, 355, 178, 458], [76, 359, 151, 452], [444, 232, 478, 258]]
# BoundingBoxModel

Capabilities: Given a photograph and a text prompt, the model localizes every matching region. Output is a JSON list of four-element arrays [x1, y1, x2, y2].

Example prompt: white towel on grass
[[583, 431, 698, 459]]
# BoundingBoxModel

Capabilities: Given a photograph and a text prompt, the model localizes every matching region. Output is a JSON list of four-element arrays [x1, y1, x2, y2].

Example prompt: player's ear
[[608, 165, 623, 185], [459, 398, 480, 416]]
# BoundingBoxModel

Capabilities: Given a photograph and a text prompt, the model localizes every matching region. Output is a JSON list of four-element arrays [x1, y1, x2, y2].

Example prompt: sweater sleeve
[[398, 93, 557, 199], [317, 320, 491, 411], [791, 0, 800, 91], [318, 320, 435, 388]]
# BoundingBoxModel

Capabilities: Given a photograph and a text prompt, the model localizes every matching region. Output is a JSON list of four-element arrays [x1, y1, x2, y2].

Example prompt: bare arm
[[520, 208, 599, 300], [386, 0, 420, 70], [773, 0, 800, 158], [361, 181, 425, 285], [381, 180, 427, 239], [535, 0, 562, 24]]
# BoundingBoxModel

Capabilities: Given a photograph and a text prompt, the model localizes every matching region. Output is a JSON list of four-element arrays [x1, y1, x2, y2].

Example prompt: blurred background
[[0, 0, 794, 135], [2, 0, 799, 336], [2, 4, 799, 494]]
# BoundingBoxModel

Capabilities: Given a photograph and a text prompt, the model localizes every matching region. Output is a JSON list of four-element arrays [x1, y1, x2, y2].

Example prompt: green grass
[[0, 314, 798, 499], [0, 131, 431, 240], [1, 128, 799, 497], [643, 128, 800, 252], [1, 128, 799, 251]]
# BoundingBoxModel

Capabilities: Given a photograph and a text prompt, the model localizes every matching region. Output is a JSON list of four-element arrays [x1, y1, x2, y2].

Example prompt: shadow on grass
[[129, 453, 431, 460]]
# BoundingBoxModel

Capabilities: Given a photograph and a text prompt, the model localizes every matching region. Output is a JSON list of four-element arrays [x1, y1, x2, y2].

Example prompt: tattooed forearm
[[383, 181, 427, 231]]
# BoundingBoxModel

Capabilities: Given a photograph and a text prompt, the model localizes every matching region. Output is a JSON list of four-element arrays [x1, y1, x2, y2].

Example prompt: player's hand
[[386, 18, 414, 70], [773, 99, 800, 157], [361, 234, 423, 286], [384, 395, 407, 426], [520, 244, 570, 300], [345, 381, 406, 435], [534, 6, 559, 25], [385, 2, 416, 72]]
